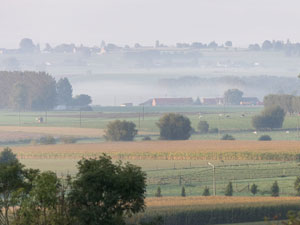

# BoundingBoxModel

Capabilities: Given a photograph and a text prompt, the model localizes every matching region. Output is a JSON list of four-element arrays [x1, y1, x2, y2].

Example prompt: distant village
[[120, 97, 262, 107]]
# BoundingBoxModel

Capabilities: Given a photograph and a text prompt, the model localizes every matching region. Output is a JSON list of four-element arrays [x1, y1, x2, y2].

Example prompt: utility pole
[[297, 114, 299, 139], [208, 162, 216, 196], [79, 110, 82, 128], [142, 104, 144, 120]]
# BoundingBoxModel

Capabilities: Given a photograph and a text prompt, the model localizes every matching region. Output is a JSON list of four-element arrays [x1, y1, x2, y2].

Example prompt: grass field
[[0, 106, 299, 141]]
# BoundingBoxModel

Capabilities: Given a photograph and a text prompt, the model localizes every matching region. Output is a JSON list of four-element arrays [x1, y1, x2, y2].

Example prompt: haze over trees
[[224, 89, 243, 105], [0, 71, 92, 111], [252, 105, 285, 130]]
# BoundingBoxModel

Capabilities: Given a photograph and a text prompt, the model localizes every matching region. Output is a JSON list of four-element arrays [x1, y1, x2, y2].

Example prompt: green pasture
[[1, 106, 300, 141]]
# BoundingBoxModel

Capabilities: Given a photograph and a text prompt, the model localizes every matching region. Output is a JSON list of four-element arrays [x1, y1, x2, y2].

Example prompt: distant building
[[240, 97, 261, 105], [201, 97, 224, 105], [120, 103, 133, 107], [140, 98, 194, 106]]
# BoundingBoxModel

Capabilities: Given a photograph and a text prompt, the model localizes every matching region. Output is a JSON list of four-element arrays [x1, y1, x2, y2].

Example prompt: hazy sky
[[1, 0, 300, 48]]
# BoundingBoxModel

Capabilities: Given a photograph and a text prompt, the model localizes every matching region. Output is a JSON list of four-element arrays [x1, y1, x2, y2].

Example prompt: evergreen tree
[[294, 177, 300, 196], [56, 77, 73, 106], [155, 186, 162, 197], [250, 183, 258, 196], [271, 181, 280, 197], [202, 186, 210, 196], [181, 186, 186, 197], [225, 182, 233, 196]]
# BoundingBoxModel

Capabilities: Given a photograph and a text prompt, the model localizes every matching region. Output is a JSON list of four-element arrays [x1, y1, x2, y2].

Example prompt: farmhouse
[[201, 97, 224, 105], [140, 98, 194, 106], [240, 97, 261, 105]]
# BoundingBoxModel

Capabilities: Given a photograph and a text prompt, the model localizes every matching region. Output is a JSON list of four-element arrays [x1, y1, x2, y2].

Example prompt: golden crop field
[[10, 140, 300, 161], [145, 196, 300, 208]]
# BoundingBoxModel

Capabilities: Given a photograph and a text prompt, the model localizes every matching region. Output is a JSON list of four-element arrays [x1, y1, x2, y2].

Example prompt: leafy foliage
[[258, 135, 272, 141], [198, 121, 209, 134], [68, 155, 146, 225], [271, 181, 280, 197], [252, 105, 285, 130], [225, 182, 233, 196], [104, 120, 138, 141], [295, 177, 300, 196], [221, 134, 235, 140], [56, 77, 73, 106], [250, 184, 258, 195], [157, 113, 192, 140], [181, 186, 186, 197], [202, 187, 210, 196], [155, 187, 162, 197], [224, 89, 243, 105], [0, 71, 57, 110], [0, 147, 17, 164]]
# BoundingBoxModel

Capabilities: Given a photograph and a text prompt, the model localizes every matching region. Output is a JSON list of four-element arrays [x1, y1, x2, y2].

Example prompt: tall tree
[[224, 89, 243, 105], [157, 113, 192, 140], [56, 78, 73, 106], [68, 155, 146, 225]]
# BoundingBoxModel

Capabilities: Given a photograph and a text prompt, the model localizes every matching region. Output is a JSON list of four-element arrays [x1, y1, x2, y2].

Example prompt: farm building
[[120, 103, 133, 107], [201, 97, 224, 105], [240, 97, 261, 105], [140, 98, 194, 106]]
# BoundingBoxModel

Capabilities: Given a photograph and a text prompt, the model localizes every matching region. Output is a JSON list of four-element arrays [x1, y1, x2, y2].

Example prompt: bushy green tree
[[104, 120, 138, 141], [56, 78, 73, 106], [198, 121, 209, 134], [250, 184, 258, 196], [225, 182, 233, 196], [68, 155, 146, 225], [271, 181, 280, 197], [224, 89, 243, 105], [252, 105, 285, 130], [202, 187, 210, 196], [0, 147, 17, 164], [157, 113, 192, 140], [72, 94, 92, 107]]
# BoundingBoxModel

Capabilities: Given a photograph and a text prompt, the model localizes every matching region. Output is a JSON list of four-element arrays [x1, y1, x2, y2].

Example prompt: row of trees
[[0, 148, 146, 225], [264, 94, 300, 114], [0, 71, 91, 111], [104, 113, 193, 141]]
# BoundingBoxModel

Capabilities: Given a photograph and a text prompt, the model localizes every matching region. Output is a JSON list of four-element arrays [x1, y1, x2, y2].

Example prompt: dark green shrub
[[221, 134, 235, 140], [271, 181, 280, 197], [157, 113, 192, 140], [250, 184, 258, 196], [104, 120, 138, 141], [142, 136, 152, 141], [252, 105, 285, 130], [61, 136, 77, 144], [155, 187, 162, 197], [202, 187, 210, 196], [258, 135, 272, 141], [198, 121, 209, 134], [225, 182, 233, 196], [209, 128, 219, 134], [39, 136, 56, 145], [181, 186, 186, 197]]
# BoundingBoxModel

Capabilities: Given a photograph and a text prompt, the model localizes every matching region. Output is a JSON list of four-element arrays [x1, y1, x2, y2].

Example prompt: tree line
[[0, 148, 146, 225], [0, 71, 91, 111]]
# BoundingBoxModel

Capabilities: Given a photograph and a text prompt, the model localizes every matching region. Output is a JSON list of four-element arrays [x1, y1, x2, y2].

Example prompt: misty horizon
[[1, 0, 300, 48]]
